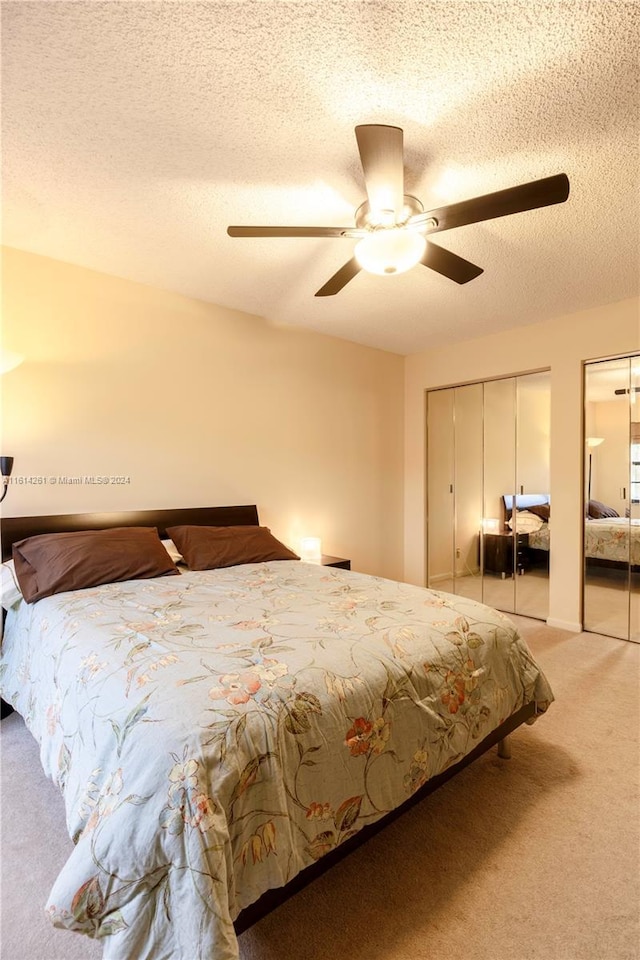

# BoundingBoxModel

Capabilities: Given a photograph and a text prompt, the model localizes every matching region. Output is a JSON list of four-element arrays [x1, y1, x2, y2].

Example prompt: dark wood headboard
[[501, 493, 550, 522], [1, 504, 259, 562]]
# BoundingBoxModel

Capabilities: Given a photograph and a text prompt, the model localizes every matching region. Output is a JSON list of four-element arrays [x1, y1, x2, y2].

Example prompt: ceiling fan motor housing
[[354, 194, 425, 229]]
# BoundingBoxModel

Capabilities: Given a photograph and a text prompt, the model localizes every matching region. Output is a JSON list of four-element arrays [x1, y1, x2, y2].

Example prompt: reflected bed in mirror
[[502, 494, 551, 566], [583, 354, 639, 643]]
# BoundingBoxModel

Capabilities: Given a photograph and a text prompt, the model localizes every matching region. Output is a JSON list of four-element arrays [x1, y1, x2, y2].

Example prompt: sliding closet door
[[583, 358, 632, 641], [515, 371, 551, 619], [427, 373, 550, 621], [483, 378, 516, 613], [427, 389, 455, 593], [630, 356, 639, 644], [453, 383, 484, 602]]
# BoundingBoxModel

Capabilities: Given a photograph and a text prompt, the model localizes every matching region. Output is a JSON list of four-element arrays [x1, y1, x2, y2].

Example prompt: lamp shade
[[300, 537, 322, 562], [482, 518, 500, 534], [586, 437, 604, 448], [355, 228, 426, 276]]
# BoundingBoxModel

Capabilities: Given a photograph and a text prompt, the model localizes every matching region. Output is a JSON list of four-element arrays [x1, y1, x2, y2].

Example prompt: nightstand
[[483, 532, 529, 578], [321, 555, 351, 570]]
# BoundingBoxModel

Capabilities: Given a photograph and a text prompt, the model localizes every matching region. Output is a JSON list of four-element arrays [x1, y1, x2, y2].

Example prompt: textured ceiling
[[2, 1, 639, 355]]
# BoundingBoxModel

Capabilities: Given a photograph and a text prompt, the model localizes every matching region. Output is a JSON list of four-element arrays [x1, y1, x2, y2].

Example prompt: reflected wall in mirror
[[453, 383, 483, 604], [583, 355, 640, 643], [427, 389, 455, 593], [514, 371, 551, 619], [426, 371, 550, 620], [483, 378, 516, 613], [426, 384, 483, 601], [631, 356, 639, 643]]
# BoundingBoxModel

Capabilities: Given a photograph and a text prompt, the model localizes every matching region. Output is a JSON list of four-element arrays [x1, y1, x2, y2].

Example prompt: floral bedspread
[[585, 517, 640, 565], [527, 522, 550, 552], [0, 561, 553, 960]]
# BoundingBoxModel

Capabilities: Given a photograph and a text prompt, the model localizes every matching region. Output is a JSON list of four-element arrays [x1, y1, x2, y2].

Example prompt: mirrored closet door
[[453, 383, 484, 604], [583, 355, 639, 643], [427, 371, 550, 621], [482, 377, 517, 613]]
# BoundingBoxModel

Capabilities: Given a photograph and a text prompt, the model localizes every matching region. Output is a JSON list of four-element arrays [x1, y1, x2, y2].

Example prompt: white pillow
[[161, 539, 184, 564], [1, 560, 23, 610], [507, 510, 544, 533]]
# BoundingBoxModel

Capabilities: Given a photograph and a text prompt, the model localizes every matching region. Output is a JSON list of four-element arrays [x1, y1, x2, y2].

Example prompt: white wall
[[1, 247, 405, 579], [405, 297, 640, 631]]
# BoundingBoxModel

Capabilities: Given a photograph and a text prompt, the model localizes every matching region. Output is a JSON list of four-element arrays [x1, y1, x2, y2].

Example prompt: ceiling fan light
[[369, 208, 396, 228], [355, 229, 426, 276]]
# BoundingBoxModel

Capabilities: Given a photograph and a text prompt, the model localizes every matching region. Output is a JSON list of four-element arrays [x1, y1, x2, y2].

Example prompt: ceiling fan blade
[[413, 173, 570, 234], [421, 242, 484, 284], [315, 258, 362, 297], [227, 225, 365, 238], [355, 124, 405, 220]]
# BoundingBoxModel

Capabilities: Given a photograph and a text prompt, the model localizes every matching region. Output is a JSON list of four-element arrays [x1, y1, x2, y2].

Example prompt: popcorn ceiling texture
[[2, 1, 639, 354]]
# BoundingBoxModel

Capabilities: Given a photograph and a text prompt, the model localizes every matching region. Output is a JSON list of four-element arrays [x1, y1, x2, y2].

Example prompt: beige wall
[[516, 372, 551, 495], [586, 398, 629, 511], [0, 247, 405, 579], [3, 244, 638, 625], [405, 297, 640, 631]]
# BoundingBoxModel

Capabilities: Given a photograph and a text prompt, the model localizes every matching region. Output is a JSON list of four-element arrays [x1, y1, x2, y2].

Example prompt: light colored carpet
[[1, 617, 638, 960]]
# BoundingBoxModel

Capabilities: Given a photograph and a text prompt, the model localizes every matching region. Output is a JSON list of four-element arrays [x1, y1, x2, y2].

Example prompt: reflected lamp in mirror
[[0, 457, 14, 503], [300, 536, 322, 563], [482, 518, 500, 534], [586, 437, 604, 503]]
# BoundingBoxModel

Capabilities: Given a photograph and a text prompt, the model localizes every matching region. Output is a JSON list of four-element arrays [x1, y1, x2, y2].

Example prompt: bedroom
[[1, 3, 639, 960]]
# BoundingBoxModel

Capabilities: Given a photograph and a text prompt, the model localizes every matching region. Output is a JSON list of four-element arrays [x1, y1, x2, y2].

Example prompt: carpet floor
[[1, 615, 638, 960]]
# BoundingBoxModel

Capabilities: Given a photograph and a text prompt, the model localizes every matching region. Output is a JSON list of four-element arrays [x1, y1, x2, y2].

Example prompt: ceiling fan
[[227, 125, 570, 297]]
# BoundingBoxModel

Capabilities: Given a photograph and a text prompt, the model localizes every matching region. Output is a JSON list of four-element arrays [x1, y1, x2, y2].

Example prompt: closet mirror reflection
[[427, 371, 550, 621], [583, 355, 639, 643]]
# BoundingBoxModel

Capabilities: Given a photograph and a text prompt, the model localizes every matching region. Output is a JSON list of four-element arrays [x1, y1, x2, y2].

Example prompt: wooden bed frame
[[1, 504, 536, 936], [0, 504, 259, 562]]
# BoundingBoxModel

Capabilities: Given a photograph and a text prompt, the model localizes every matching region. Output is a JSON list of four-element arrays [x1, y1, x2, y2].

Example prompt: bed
[[583, 516, 640, 567], [1, 505, 554, 960], [503, 494, 640, 568]]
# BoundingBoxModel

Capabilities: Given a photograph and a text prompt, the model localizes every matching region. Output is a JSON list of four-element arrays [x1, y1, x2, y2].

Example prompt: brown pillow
[[167, 525, 299, 571], [587, 499, 620, 519], [13, 527, 180, 603], [527, 503, 550, 521]]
